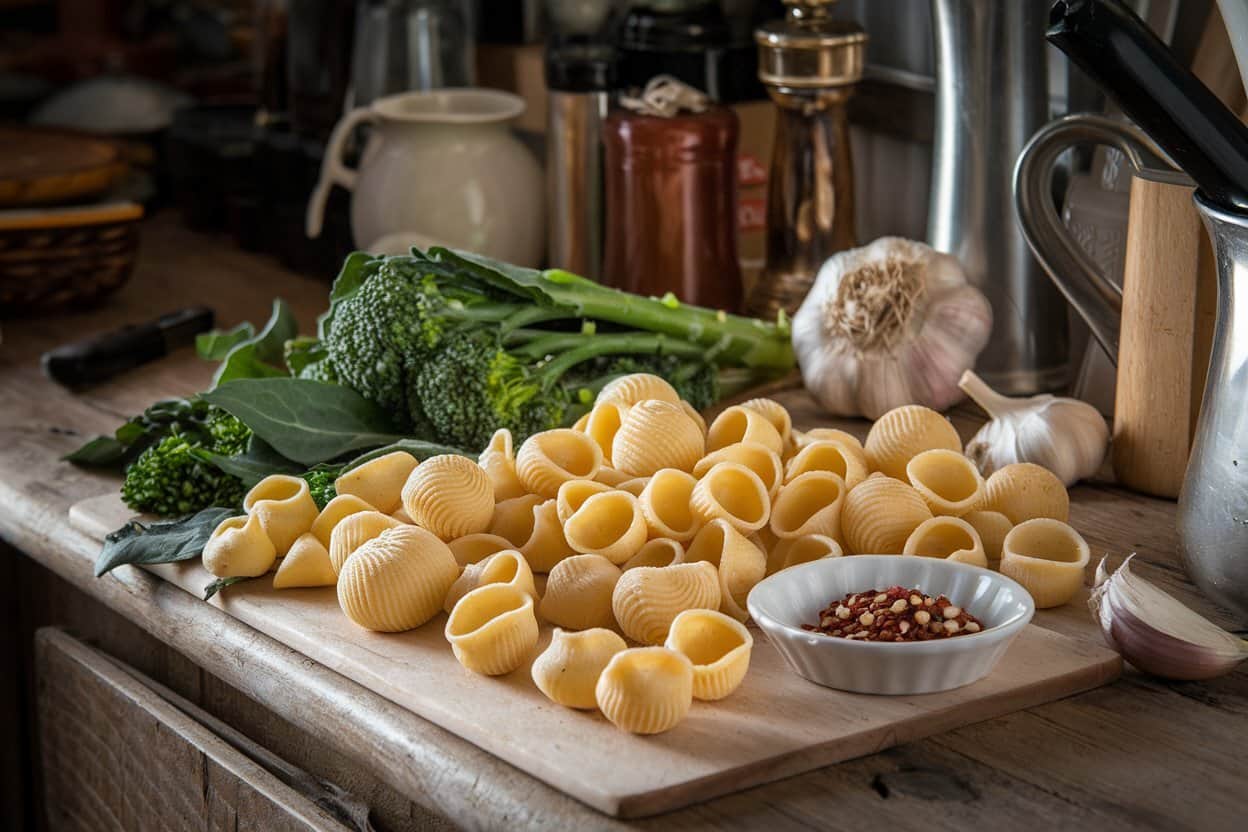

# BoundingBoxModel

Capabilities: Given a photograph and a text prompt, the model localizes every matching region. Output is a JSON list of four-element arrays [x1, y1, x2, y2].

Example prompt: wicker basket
[[0, 202, 142, 316]]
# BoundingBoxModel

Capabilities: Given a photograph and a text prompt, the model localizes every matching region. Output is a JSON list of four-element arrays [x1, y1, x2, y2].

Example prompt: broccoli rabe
[[302, 467, 338, 509], [121, 408, 251, 516]]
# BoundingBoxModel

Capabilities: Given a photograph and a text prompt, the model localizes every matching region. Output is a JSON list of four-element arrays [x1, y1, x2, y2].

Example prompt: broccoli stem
[[531, 333, 708, 390]]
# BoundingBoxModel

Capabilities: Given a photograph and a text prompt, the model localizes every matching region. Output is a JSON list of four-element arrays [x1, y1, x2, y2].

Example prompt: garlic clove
[[1089, 555, 1248, 681], [959, 370, 1108, 486]]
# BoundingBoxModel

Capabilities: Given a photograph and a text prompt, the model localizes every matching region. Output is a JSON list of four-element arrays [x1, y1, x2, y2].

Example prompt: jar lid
[[546, 44, 618, 92], [755, 0, 867, 89]]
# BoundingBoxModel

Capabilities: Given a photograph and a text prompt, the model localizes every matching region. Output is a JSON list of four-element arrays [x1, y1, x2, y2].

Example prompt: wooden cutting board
[[71, 494, 1122, 819]]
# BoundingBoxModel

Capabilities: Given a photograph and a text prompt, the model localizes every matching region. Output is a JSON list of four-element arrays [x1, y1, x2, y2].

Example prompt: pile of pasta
[[200, 372, 1090, 735]]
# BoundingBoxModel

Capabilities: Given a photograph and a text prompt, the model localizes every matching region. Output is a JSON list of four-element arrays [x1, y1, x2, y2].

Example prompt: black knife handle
[[42, 306, 215, 387]]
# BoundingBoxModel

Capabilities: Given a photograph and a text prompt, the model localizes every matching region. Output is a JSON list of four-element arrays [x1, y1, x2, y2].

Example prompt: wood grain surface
[[1, 213, 1245, 830]]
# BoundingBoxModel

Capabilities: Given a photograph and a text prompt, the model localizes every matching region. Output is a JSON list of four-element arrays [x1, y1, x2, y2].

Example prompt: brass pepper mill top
[[755, 0, 867, 89]]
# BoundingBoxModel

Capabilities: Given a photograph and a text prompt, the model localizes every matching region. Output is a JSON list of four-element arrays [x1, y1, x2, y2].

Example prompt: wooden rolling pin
[[1112, 168, 1217, 499]]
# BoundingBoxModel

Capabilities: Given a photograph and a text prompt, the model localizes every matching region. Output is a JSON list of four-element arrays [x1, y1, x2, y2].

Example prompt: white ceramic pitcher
[[306, 88, 545, 264]]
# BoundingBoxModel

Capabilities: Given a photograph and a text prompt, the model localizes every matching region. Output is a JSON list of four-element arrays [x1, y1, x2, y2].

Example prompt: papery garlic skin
[[960, 371, 1109, 487], [1090, 555, 1248, 681], [792, 237, 993, 420]]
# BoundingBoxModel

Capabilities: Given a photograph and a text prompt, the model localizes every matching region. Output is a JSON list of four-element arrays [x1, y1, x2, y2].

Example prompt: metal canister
[[546, 44, 615, 278]]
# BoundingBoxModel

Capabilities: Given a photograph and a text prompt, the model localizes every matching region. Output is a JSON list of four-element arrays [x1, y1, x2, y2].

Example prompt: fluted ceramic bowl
[[747, 556, 1034, 695]]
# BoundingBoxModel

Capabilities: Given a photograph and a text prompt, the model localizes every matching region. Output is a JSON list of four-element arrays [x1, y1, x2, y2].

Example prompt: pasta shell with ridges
[[445, 583, 540, 675], [664, 609, 753, 701], [612, 400, 705, 476], [516, 429, 603, 498], [694, 442, 784, 498], [769, 471, 846, 541], [447, 533, 514, 566], [311, 494, 376, 548], [443, 549, 537, 612], [981, 462, 1070, 524], [532, 628, 628, 709], [595, 647, 694, 734], [539, 554, 622, 630], [706, 406, 784, 456], [684, 520, 766, 621], [337, 525, 458, 632], [611, 562, 721, 645], [999, 518, 1089, 608], [841, 474, 933, 554], [328, 511, 402, 574], [563, 491, 647, 565], [903, 516, 988, 567], [797, 427, 864, 452], [401, 454, 494, 540], [783, 439, 868, 489], [864, 405, 961, 479], [690, 462, 770, 534], [596, 373, 680, 408], [639, 468, 701, 541], [622, 538, 686, 571]]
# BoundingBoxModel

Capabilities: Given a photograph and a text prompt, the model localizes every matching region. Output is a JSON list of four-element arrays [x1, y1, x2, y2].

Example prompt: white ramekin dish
[[747, 555, 1035, 695]]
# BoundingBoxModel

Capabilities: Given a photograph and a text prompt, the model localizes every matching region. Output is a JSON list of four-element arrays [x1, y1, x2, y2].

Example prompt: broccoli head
[[121, 409, 251, 516], [413, 331, 570, 451]]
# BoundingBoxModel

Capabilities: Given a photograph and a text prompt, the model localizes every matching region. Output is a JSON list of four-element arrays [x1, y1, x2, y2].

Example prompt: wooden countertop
[[2, 214, 1244, 830]]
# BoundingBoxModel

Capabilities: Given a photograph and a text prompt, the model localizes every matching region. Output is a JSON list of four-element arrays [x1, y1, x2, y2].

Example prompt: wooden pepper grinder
[[746, 0, 867, 320]]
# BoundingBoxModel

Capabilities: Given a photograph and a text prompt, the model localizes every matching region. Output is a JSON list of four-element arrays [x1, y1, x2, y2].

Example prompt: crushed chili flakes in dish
[[802, 585, 985, 642]]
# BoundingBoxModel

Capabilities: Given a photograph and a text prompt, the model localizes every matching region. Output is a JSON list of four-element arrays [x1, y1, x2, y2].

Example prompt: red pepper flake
[[802, 585, 985, 642]]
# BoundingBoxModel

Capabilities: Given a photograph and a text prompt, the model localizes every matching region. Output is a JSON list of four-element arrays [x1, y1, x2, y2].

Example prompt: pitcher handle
[[1013, 113, 1169, 362], [306, 106, 375, 239]]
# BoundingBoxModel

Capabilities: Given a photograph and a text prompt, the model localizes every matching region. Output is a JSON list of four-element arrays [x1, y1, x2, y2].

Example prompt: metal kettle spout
[[1013, 114, 1170, 363]]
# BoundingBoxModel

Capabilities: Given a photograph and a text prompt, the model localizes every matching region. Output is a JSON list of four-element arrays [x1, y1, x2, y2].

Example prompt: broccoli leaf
[[95, 506, 240, 577], [194, 435, 304, 488], [63, 435, 130, 467], [196, 322, 256, 360], [212, 300, 299, 387], [425, 248, 557, 305], [203, 378, 407, 465]]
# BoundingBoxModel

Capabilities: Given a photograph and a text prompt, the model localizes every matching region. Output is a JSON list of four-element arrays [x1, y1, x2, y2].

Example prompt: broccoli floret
[[413, 331, 570, 451], [121, 409, 251, 516], [302, 467, 338, 509]]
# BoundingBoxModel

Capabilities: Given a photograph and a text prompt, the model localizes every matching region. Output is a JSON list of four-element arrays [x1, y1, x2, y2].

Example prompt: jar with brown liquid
[[601, 104, 744, 312]]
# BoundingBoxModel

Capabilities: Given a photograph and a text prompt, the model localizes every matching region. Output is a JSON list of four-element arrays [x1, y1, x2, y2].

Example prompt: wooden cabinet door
[[35, 628, 354, 832]]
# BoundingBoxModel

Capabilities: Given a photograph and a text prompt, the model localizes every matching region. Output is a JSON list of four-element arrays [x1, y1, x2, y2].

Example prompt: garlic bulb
[[792, 237, 993, 420], [1090, 555, 1248, 680], [960, 370, 1108, 487]]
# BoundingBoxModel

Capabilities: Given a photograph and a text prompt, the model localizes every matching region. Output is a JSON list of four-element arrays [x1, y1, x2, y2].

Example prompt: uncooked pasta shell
[[766, 535, 843, 576], [516, 429, 603, 498], [478, 429, 527, 502], [769, 471, 846, 541], [329, 511, 402, 574], [690, 462, 770, 534], [563, 491, 647, 565], [595, 647, 694, 734], [531, 628, 628, 709], [684, 519, 765, 621], [203, 513, 276, 578], [611, 399, 705, 476], [518, 499, 577, 573], [639, 468, 701, 541], [489, 493, 544, 547], [963, 510, 1012, 564], [445, 583, 540, 675], [680, 401, 708, 437], [594, 466, 633, 487], [999, 518, 1090, 608], [616, 476, 650, 497], [333, 451, 419, 514], [664, 608, 753, 701], [841, 473, 933, 554], [738, 398, 792, 449], [611, 562, 721, 645], [337, 525, 459, 632], [447, 533, 514, 566], [796, 427, 864, 452], [246, 475, 319, 556], [596, 373, 680, 408], [906, 448, 984, 516], [556, 478, 613, 525], [539, 554, 622, 630], [864, 405, 961, 480], [443, 549, 537, 612], [694, 441, 784, 498], [310, 494, 376, 548], [903, 516, 988, 568], [706, 405, 784, 456], [401, 454, 494, 540], [981, 462, 1070, 524], [783, 439, 868, 490], [273, 532, 336, 589], [622, 538, 686, 571], [583, 401, 628, 464]]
